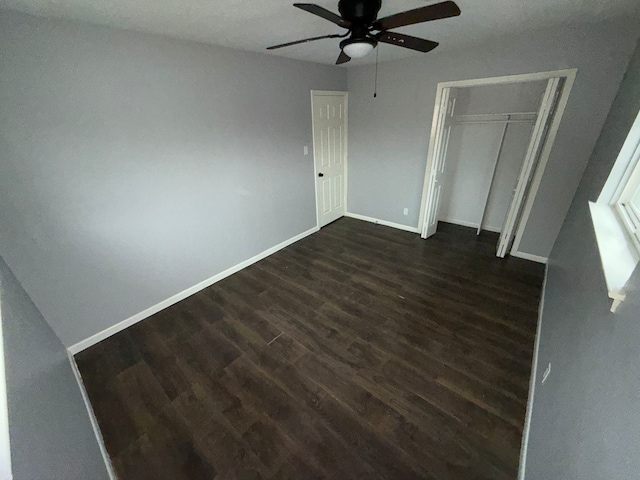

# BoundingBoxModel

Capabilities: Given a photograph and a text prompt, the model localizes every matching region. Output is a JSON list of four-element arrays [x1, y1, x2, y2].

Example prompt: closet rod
[[455, 119, 535, 125], [456, 111, 537, 118]]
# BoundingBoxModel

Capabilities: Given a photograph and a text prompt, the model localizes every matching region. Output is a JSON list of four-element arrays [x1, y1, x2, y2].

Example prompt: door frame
[[310, 90, 349, 229], [417, 69, 577, 255]]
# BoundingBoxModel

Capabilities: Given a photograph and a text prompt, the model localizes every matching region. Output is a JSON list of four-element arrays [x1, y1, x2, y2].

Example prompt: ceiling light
[[340, 38, 376, 59]]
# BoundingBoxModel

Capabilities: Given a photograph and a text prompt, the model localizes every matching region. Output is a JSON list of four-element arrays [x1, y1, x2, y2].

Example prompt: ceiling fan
[[267, 0, 461, 64]]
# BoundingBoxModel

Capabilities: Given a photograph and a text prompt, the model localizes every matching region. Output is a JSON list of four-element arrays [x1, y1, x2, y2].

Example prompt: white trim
[[518, 264, 549, 480], [67, 226, 319, 354], [510, 70, 578, 255], [438, 218, 501, 234], [418, 69, 578, 242], [345, 212, 419, 233], [589, 202, 637, 311], [345, 92, 349, 214], [436, 69, 578, 90], [311, 91, 320, 230], [309, 90, 348, 97], [67, 352, 116, 480], [511, 251, 549, 264], [311, 90, 349, 228]]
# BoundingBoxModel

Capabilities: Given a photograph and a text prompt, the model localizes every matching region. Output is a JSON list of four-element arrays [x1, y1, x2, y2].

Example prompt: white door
[[496, 78, 562, 257], [312, 92, 347, 228], [421, 88, 456, 238]]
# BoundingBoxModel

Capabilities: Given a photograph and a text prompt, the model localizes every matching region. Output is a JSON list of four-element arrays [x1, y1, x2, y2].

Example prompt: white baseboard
[[511, 251, 549, 264], [345, 212, 419, 233], [67, 226, 319, 355], [438, 217, 501, 233], [517, 264, 548, 480], [67, 352, 116, 480]]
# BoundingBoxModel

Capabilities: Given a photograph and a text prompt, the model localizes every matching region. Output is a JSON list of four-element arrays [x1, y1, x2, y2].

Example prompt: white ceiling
[[1, 0, 639, 66]]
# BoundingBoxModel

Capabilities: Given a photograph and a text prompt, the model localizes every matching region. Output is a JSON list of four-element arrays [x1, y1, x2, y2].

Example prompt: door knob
[[318, 173, 324, 177]]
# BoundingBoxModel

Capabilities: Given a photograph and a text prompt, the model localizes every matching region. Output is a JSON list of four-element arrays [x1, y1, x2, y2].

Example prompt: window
[[615, 145, 640, 249], [590, 108, 640, 313]]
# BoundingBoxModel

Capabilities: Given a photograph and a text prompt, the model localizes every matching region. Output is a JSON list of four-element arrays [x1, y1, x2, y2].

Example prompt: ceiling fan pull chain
[[374, 45, 379, 98]]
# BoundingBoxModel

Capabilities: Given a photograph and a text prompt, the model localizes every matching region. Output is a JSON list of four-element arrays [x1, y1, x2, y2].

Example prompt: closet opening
[[417, 70, 576, 259]]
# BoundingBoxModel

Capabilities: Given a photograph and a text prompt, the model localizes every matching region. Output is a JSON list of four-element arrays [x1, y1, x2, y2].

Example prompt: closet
[[437, 80, 548, 236]]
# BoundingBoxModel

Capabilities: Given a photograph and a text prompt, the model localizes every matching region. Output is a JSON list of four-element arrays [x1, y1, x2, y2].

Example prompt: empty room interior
[[1, 0, 640, 479]]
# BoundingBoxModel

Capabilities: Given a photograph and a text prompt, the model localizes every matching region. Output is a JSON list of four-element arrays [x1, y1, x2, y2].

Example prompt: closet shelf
[[454, 112, 537, 125]]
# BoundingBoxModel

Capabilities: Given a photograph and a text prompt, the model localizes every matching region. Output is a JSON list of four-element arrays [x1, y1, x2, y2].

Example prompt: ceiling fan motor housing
[[338, 0, 382, 26]]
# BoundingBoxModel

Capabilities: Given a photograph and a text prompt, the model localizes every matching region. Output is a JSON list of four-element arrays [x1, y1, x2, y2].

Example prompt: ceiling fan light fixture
[[340, 37, 376, 58]]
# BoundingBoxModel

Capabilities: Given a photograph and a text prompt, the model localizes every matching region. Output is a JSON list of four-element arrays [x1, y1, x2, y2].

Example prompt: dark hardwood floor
[[76, 218, 544, 480]]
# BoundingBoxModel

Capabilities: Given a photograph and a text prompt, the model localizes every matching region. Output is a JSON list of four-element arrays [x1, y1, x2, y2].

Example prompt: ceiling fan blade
[[336, 50, 351, 65], [372, 1, 461, 31], [377, 32, 439, 53], [294, 3, 351, 29], [267, 33, 345, 50]]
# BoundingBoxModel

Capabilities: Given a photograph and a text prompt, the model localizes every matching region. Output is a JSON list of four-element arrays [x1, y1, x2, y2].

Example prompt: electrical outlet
[[403, 208, 409, 216], [303, 145, 309, 156], [542, 363, 551, 384]]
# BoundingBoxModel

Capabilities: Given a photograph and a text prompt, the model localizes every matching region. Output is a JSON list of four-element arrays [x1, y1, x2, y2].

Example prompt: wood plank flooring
[[76, 218, 544, 480]]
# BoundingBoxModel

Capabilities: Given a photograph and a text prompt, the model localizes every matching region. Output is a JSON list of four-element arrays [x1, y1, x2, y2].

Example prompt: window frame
[[612, 134, 640, 253], [591, 108, 640, 313]]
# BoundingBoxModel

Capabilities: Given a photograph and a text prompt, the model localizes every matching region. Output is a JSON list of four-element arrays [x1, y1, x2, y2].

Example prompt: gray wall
[[347, 19, 639, 257], [0, 256, 108, 479], [453, 81, 548, 116], [0, 10, 346, 347], [524, 38, 640, 479], [439, 121, 535, 232]]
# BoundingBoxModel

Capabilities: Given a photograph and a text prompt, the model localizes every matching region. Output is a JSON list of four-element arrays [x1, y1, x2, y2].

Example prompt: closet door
[[497, 78, 562, 257], [421, 88, 456, 239]]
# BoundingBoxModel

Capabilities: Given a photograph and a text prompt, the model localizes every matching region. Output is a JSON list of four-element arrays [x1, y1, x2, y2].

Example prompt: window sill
[[589, 202, 639, 312]]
